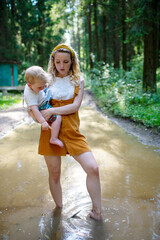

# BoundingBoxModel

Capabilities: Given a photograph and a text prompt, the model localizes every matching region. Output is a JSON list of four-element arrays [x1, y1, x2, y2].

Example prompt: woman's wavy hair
[[48, 44, 81, 85]]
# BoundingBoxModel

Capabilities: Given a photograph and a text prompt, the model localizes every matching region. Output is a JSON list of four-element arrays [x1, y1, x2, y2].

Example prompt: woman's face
[[54, 52, 72, 78]]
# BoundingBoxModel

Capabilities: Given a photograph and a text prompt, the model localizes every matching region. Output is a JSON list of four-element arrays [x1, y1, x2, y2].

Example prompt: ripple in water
[[38, 198, 160, 240], [63, 200, 108, 240]]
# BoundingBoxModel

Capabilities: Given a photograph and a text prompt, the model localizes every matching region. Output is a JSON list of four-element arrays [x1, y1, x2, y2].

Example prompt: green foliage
[[85, 57, 160, 130], [0, 0, 72, 87], [18, 61, 32, 85], [0, 94, 22, 110], [0, 0, 68, 67]]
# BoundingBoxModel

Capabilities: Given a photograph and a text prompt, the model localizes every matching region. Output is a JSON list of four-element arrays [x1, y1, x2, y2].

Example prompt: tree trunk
[[10, 0, 16, 33], [143, 0, 158, 93], [113, 7, 120, 68], [93, 0, 99, 62], [37, 0, 45, 66], [84, 17, 89, 70], [127, 43, 135, 70], [0, 0, 9, 60], [77, 16, 80, 60], [122, 0, 127, 70], [17, 0, 31, 59], [158, 21, 160, 67], [88, 1, 93, 69], [71, 26, 76, 51], [102, 11, 107, 63], [113, 32, 120, 68]]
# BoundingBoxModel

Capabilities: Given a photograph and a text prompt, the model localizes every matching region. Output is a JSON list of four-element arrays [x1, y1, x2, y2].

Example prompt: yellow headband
[[52, 44, 74, 58]]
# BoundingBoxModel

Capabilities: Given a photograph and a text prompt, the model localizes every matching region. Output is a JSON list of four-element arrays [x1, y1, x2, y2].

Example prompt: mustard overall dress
[[38, 86, 91, 156]]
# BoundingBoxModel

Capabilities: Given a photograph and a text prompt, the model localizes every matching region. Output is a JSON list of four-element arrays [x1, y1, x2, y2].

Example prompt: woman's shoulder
[[79, 74, 85, 88], [80, 74, 84, 81]]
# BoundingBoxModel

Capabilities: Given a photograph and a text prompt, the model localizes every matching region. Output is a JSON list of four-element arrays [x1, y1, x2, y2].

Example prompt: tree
[[0, 0, 9, 60], [121, 0, 127, 70], [143, 0, 159, 93], [0, 0, 20, 61], [93, 0, 99, 62], [0, 0, 69, 68], [37, 0, 46, 66], [87, 0, 93, 69], [77, 15, 81, 59], [102, 9, 107, 63], [109, 0, 121, 68]]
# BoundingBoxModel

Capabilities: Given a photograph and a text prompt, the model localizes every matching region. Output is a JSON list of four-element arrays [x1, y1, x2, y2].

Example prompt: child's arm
[[30, 105, 51, 130]]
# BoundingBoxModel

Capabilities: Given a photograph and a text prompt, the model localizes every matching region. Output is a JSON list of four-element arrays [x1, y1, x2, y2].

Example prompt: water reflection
[[16, 160, 22, 172], [0, 107, 160, 239]]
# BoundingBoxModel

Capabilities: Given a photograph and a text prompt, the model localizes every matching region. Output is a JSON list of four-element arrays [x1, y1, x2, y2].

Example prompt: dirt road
[[0, 103, 27, 139], [0, 91, 160, 240]]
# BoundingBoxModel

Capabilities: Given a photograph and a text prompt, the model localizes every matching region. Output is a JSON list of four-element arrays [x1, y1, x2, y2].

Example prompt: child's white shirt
[[24, 84, 46, 110]]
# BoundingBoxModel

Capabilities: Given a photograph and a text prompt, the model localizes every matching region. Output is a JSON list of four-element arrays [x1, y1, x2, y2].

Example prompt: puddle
[[0, 106, 160, 239]]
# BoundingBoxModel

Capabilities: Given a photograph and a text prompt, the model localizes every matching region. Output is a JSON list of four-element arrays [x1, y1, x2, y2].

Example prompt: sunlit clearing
[[63, 32, 71, 45]]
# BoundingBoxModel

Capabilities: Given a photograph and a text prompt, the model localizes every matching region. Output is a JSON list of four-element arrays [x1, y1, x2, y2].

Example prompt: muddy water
[[0, 106, 160, 240]]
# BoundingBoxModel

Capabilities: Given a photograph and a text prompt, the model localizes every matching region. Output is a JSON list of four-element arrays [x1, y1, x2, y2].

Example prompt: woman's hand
[[41, 108, 54, 121], [46, 81, 84, 116], [40, 81, 85, 117]]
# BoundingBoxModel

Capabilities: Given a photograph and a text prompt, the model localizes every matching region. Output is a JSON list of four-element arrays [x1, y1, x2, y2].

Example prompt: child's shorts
[[39, 101, 57, 124]]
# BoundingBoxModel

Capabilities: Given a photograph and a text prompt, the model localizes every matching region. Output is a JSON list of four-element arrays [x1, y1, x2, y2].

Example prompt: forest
[[0, 0, 160, 129]]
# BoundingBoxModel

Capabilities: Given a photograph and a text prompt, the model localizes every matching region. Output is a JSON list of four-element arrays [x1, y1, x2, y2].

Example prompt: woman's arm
[[41, 80, 84, 120]]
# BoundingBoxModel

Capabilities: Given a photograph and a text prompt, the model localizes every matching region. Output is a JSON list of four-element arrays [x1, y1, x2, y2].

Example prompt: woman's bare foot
[[50, 138, 64, 148], [89, 210, 102, 221]]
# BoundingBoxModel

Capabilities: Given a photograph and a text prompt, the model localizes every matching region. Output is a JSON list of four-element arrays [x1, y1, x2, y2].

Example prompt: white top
[[24, 75, 84, 109], [24, 84, 51, 109], [49, 75, 84, 100]]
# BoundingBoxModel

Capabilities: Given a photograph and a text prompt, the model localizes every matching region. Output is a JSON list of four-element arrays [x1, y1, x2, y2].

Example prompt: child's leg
[[50, 115, 63, 148]]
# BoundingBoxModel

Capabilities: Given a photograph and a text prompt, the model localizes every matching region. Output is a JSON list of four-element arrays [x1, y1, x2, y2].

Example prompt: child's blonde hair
[[48, 44, 81, 85], [25, 66, 50, 85]]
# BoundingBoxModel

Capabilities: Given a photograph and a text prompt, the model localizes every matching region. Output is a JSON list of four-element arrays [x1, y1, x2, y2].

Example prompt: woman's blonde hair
[[48, 44, 81, 85], [25, 66, 51, 85]]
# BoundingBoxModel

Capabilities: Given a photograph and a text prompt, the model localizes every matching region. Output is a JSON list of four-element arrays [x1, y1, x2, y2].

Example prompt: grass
[[0, 93, 23, 110]]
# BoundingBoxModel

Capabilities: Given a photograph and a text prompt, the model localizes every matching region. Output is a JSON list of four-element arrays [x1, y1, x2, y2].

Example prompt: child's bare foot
[[89, 210, 102, 221], [50, 138, 64, 148]]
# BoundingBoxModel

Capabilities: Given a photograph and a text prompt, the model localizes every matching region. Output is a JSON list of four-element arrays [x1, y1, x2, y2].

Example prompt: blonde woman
[[39, 44, 102, 220]]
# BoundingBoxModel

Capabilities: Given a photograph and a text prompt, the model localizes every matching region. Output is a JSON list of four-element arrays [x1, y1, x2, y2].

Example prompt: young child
[[24, 65, 63, 148]]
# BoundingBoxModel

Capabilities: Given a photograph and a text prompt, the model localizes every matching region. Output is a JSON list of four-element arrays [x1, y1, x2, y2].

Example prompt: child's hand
[[41, 121, 51, 130]]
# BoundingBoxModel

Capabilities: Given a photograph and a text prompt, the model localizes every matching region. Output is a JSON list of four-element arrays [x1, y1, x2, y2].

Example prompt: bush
[[84, 57, 160, 130], [18, 61, 32, 85]]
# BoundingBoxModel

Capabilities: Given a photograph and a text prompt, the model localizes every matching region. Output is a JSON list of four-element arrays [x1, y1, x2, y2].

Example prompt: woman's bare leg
[[73, 152, 102, 220], [44, 155, 63, 207]]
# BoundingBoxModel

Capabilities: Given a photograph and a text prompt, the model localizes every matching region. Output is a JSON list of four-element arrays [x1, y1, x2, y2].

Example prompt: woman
[[39, 44, 102, 220]]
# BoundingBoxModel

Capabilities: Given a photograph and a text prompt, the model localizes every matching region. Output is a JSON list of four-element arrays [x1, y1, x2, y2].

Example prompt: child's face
[[29, 81, 47, 93]]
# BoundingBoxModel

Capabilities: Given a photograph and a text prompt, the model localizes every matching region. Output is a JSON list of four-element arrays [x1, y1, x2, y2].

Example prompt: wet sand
[[0, 105, 160, 240]]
